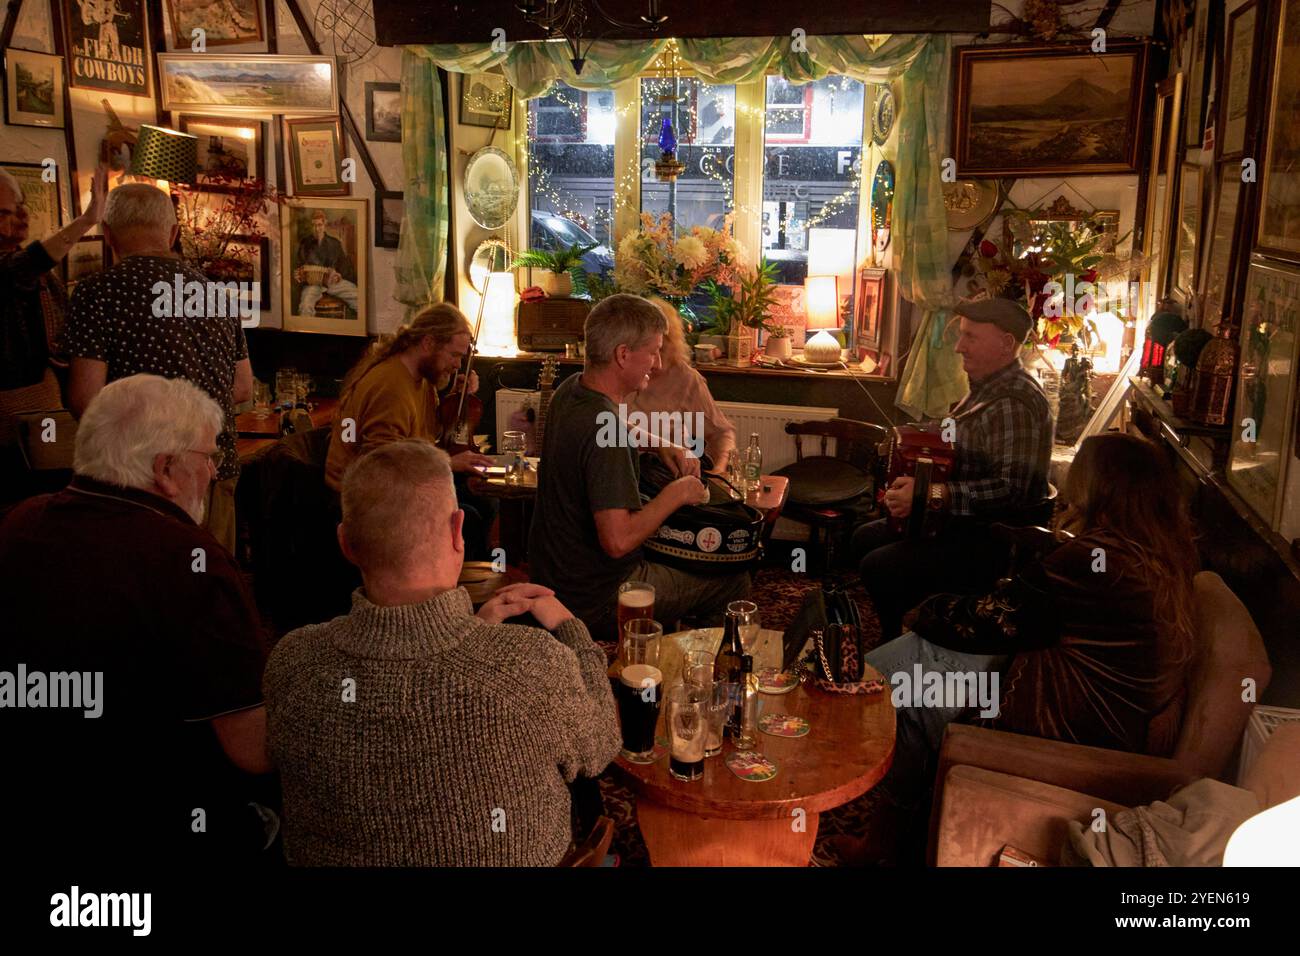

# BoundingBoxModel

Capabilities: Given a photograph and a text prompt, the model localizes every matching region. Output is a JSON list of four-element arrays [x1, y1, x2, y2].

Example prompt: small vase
[[540, 272, 572, 297], [726, 331, 753, 366], [764, 334, 792, 359]]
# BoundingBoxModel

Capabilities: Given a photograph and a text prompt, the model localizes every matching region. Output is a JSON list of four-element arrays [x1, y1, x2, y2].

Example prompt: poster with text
[[63, 0, 152, 97]]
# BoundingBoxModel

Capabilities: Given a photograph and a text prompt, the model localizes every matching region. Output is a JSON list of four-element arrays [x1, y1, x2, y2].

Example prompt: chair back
[[1171, 572, 1272, 780], [558, 816, 614, 867], [785, 417, 886, 469]]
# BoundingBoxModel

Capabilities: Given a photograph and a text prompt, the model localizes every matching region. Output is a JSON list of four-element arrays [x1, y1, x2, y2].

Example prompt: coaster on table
[[756, 667, 799, 694], [725, 750, 778, 782], [759, 713, 810, 738]]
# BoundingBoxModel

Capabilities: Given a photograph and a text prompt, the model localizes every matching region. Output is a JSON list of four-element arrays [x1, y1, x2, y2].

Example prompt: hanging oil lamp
[[654, 114, 685, 182]]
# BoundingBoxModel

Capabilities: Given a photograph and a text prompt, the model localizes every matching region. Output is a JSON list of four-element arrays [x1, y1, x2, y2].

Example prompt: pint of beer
[[617, 581, 655, 642], [617, 663, 663, 762]]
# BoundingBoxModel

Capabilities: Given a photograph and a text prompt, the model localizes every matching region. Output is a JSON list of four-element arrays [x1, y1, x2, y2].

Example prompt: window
[[761, 75, 866, 325], [527, 83, 616, 251], [639, 76, 736, 233]]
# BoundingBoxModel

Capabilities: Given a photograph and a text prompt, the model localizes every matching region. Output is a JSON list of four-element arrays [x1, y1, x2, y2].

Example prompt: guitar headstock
[[539, 356, 559, 390]]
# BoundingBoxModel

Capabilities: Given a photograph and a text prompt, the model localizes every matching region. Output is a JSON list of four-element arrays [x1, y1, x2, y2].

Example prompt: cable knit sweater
[[264, 586, 621, 866]]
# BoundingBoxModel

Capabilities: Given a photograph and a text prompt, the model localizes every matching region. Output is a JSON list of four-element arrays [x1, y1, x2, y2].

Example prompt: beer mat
[[756, 668, 799, 694], [726, 751, 777, 782], [759, 714, 809, 738]]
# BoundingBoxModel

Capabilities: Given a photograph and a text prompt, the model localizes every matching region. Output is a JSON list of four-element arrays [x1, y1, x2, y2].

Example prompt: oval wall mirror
[[464, 146, 518, 230], [468, 238, 512, 294], [871, 159, 895, 252]]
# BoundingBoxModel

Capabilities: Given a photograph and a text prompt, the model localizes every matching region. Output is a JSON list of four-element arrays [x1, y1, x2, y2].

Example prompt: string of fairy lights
[[524, 40, 872, 243]]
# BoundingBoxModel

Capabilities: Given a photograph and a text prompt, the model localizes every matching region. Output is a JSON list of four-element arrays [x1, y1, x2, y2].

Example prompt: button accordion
[[881, 424, 956, 538]]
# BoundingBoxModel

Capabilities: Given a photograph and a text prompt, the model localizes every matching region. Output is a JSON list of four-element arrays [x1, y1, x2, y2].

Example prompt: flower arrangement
[[614, 212, 747, 298], [175, 175, 283, 281], [702, 260, 782, 336]]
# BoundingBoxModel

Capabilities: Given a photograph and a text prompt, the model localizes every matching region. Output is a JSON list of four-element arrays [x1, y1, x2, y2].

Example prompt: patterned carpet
[[599, 565, 899, 868]]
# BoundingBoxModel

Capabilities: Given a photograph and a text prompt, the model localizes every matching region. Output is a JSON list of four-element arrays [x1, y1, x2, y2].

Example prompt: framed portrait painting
[[365, 82, 401, 142], [177, 114, 264, 188], [164, 0, 265, 48], [0, 161, 61, 242], [158, 54, 336, 115], [1256, 0, 1300, 262], [854, 267, 888, 353], [61, 0, 151, 97], [281, 198, 367, 336], [1227, 258, 1300, 529], [459, 72, 513, 130], [953, 41, 1149, 177], [4, 48, 65, 129], [285, 116, 349, 197]]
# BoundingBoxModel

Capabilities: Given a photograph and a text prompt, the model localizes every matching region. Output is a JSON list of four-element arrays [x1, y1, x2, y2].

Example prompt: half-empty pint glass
[[617, 581, 655, 641], [621, 617, 662, 668], [617, 663, 663, 762], [667, 683, 706, 781]]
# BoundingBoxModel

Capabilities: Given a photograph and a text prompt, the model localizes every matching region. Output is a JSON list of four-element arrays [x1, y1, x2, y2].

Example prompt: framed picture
[[4, 48, 65, 128], [1227, 258, 1300, 529], [1201, 163, 1243, 324], [220, 235, 271, 312], [64, 234, 106, 291], [459, 71, 513, 129], [854, 267, 888, 353], [1219, 0, 1260, 158], [1144, 75, 1184, 301], [952, 41, 1149, 177], [1185, 0, 1214, 147], [164, 0, 265, 48], [177, 114, 264, 188], [1173, 159, 1204, 301], [158, 54, 337, 115], [285, 116, 349, 197], [61, 0, 151, 97], [765, 284, 807, 347], [0, 161, 60, 242], [281, 198, 367, 336], [1256, 0, 1300, 263], [375, 190, 403, 249], [365, 81, 401, 142]]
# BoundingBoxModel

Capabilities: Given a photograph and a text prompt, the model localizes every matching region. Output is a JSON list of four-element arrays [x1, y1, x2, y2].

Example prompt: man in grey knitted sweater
[[264, 439, 621, 866]]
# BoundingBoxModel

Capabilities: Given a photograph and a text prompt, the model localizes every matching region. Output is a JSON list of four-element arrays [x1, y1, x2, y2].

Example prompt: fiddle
[[435, 341, 484, 457]]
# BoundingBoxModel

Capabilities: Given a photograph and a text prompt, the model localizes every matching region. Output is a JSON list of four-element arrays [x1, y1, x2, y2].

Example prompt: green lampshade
[[130, 125, 198, 184]]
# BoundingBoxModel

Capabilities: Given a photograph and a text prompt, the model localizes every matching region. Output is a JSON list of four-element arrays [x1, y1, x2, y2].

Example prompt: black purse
[[784, 583, 878, 691]]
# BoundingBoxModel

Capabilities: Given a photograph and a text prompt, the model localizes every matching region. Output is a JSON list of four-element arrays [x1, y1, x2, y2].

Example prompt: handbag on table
[[783, 583, 885, 694]]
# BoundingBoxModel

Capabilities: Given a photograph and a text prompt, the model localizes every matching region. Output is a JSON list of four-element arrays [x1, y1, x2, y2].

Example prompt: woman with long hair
[[844, 433, 1199, 861], [626, 299, 736, 473]]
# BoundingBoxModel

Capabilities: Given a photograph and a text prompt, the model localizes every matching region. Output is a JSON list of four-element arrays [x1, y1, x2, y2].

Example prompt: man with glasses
[[0, 374, 272, 863]]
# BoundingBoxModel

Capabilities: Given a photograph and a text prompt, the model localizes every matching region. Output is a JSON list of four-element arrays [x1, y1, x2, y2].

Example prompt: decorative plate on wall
[[872, 85, 895, 145], [464, 147, 518, 231], [871, 160, 895, 253], [942, 179, 1002, 231]]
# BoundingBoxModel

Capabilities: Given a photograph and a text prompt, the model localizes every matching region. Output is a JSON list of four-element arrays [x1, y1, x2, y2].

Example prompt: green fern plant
[[512, 241, 596, 295], [702, 259, 781, 336]]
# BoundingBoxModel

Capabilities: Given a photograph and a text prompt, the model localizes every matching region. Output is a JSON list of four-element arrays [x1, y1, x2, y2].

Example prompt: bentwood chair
[[772, 418, 887, 572]]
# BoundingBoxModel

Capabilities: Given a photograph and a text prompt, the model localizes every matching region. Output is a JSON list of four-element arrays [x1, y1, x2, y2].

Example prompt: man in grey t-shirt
[[528, 294, 751, 640]]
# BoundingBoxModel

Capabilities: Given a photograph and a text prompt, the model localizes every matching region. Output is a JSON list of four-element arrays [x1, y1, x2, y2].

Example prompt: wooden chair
[[772, 417, 887, 571], [558, 816, 615, 867]]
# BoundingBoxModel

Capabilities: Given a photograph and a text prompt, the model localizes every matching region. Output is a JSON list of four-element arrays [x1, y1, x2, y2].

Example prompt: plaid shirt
[[943, 358, 1053, 518]]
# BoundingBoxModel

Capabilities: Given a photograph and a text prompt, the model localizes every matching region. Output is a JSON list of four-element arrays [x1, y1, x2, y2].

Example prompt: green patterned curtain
[[396, 48, 450, 315], [404, 35, 966, 414]]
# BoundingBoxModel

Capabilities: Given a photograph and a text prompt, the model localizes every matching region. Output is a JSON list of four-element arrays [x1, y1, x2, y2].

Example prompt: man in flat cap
[[853, 297, 1055, 640]]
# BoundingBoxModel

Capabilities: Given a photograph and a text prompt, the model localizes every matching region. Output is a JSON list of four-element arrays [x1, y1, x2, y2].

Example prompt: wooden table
[[613, 628, 895, 866], [235, 399, 337, 464]]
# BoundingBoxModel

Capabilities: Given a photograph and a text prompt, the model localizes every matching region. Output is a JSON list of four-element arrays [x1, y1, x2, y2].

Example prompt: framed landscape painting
[[365, 82, 401, 142], [4, 48, 64, 128], [375, 190, 403, 249], [953, 41, 1149, 177], [164, 0, 265, 47], [158, 55, 336, 115], [280, 198, 368, 336]]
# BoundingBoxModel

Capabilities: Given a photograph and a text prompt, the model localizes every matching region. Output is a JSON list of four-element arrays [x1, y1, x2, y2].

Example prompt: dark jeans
[[853, 517, 1008, 641], [455, 473, 499, 562]]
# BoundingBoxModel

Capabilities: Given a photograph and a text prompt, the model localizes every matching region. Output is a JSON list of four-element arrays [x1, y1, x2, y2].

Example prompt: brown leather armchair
[[928, 571, 1274, 866]]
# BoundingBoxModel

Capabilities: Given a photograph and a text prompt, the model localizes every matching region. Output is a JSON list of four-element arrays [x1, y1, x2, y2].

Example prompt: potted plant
[[512, 240, 596, 297], [703, 260, 780, 366]]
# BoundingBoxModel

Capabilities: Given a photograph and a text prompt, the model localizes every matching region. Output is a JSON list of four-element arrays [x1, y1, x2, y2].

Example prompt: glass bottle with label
[[742, 432, 762, 495], [714, 610, 744, 738]]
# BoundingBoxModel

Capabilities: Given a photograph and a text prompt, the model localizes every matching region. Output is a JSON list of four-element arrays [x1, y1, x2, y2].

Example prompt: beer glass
[[621, 617, 662, 669], [617, 582, 655, 650], [501, 430, 526, 484], [684, 650, 715, 691], [704, 681, 729, 757], [617, 662, 663, 763], [667, 684, 706, 782], [727, 600, 761, 658]]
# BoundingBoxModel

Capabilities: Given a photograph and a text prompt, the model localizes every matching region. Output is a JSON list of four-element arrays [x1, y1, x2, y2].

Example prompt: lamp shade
[[808, 227, 856, 293], [130, 125, 198, 184], [804, 275, 840, 330], [479, 271, 519, 354]]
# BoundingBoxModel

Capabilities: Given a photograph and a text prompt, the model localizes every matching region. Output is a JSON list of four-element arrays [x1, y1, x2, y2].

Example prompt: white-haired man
[[63, 182, 253, 553], [528, 293, 752, 641], [0, 374, 271, 863], [265, 439, 620, 866]]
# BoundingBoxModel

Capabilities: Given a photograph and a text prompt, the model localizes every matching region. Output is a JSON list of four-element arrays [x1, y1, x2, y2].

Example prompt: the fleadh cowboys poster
[[63, 0, 152, 97]]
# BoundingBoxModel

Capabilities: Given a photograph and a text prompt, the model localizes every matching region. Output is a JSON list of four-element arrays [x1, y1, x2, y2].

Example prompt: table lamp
[[479, 271, 519, 355], [808, 228, 855, 301], [803, 275, 842, 363], [129, 125, 198, 185]]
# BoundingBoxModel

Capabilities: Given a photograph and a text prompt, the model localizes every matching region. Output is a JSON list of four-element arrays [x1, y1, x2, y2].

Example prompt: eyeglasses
[[185, 448, 225, 470]]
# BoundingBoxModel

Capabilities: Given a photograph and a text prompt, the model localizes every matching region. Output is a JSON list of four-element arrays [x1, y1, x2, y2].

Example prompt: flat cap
[[954, 297, 1034, 342]]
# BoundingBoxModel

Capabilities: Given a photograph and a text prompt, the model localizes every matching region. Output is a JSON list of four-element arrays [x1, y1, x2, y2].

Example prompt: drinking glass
[[684, 649, 715, 692], [617, 662, 664, 763], [727, 600, 761, 658], [616, 581, 655, 644], [501, 429, 526, 484], [295, 372, 314, 404], [704, 681, 729, 757], [275, 368, 298, 406], [252, 382, 273, 419], [667, 683, 706, 782], [621, 617, 662, 669]]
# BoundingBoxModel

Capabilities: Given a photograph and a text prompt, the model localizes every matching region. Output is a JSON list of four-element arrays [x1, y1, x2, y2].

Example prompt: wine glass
[[727, 599, 761, 659]]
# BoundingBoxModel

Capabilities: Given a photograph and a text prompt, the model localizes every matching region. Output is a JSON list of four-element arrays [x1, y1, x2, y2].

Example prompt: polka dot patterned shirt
[[65, 255, 249, 480]]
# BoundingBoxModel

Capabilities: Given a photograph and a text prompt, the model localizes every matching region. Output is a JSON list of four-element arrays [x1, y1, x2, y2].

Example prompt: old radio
[[881, 423, 956, 538], [517, 297, 591, 352]]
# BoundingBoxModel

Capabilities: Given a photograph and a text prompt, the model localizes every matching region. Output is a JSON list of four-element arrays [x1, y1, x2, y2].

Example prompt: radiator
[[1237, 705, 1300, 786], [494, 391, 837, 471]]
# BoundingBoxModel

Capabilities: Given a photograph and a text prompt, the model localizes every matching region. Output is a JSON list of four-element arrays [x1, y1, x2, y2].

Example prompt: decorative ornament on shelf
[[654, 115, 686, 183], [1190, 319, 1240, 427]]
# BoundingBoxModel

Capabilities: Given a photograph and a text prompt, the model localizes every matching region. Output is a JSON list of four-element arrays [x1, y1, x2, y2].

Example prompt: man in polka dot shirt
[[64, 184, 253, 554]]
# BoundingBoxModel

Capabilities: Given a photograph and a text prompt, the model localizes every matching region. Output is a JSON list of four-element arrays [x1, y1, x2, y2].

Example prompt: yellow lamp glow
[[478, 271, 519, 355], [803, 274, 842, 363]]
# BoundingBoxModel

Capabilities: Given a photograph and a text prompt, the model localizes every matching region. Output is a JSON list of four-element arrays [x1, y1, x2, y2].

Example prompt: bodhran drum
[[638, 454, 764, 574]]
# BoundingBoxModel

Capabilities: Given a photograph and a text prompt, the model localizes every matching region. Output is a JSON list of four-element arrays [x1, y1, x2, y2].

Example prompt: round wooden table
[[613, 628, 895, 866]]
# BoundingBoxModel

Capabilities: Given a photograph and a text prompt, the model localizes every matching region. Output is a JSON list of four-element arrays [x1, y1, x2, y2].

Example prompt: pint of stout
[[616, 582, 655, 643], [668, 684, 706, 782], [617, 663, 663, 761]]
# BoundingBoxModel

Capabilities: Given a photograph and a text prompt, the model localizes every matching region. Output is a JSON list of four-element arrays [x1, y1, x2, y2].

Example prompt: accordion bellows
[[639, 455, 765, 575]]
